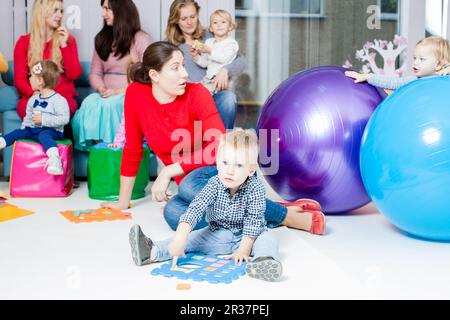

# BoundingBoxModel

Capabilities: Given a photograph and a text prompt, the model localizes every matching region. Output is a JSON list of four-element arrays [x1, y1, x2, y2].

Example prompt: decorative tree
[[344, 35, 408, 77]]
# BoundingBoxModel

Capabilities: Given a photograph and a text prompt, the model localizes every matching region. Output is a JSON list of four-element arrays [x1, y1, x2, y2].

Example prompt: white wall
[[0, 0, 17, 60], [0, 0, 234, 62], [400, 0, 426, 75]]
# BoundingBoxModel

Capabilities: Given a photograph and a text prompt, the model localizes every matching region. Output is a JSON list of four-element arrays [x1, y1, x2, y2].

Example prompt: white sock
[[150, 249, 157, 261], [46, 147, 60, 158], [0, 137, 6, 150]]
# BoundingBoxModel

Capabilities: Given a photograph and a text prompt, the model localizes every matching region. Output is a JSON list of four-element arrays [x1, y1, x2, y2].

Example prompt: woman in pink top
[[71, 0, 152, 151]]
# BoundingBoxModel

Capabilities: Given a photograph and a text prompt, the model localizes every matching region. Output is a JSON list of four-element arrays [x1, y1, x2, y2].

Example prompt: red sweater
[[121, 82, 226, 184], [14, 34, 82, 118]]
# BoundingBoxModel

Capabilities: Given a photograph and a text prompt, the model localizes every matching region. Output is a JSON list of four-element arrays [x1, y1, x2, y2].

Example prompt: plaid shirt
[[179, 174, 267, 238]]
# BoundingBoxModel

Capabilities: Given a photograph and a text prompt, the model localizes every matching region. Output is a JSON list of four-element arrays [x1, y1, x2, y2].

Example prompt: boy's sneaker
[[0, 137, 6, 150], [246, 256, 282, 282], [47, 156, 63, 175], [129, 225, 154, 266]]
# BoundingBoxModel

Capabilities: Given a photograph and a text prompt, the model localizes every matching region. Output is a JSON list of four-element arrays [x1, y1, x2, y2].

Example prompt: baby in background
[[191, 9, 239, 94], [129, 128, 283, 282], [0, 60, 69, 175], [346, 36, 450, 89]]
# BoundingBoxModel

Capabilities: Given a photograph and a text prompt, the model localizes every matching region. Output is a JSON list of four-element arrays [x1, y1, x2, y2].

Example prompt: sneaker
[[129, 225, 154, 266], [0, 137, 6, 150], [46, 156, 63, 175], [246, 256, 282, 282]]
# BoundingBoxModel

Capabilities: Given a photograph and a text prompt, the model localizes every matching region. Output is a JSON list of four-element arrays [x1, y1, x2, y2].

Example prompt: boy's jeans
[[3, 127, 63, 151], [153, 228, 279, 262]]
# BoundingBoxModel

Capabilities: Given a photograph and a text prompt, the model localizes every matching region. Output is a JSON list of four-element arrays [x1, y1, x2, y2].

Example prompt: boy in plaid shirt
[[129, 128, 282, 281]]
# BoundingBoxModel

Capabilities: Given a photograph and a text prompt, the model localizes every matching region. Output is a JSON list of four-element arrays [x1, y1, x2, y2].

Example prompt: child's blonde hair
[[416, 36, 450, 67], [217, 128, 258, 166], [31, 60, 60, 89], [209, 9, 237, 33]]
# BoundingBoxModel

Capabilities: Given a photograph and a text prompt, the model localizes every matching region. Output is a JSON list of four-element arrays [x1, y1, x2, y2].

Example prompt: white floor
[[1, 179, 450, 300]]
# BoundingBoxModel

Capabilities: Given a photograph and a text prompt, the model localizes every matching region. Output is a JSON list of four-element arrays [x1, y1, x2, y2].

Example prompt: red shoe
[[309, 210, 326, 235], [277, 198, 322, 211]]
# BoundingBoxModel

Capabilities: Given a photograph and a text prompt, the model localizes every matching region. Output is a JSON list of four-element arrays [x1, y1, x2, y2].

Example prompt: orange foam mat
[[60, 208, 132, 223]]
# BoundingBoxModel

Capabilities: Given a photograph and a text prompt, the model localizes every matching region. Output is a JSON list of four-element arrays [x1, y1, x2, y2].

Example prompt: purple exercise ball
[[257, 66, 385, 213]]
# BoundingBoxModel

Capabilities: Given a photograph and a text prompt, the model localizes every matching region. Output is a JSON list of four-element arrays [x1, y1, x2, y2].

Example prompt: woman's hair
[[126, 61, 141, 84], [130, 41, 182, 84], [416, 36, 450, 67], [166, 0, 204, 45], [31, 60, 60, 89], [28, 0, 64, 72], [209, 9, 237, 33], [217, 128, 259, 166], [95, 0, 142, 61]]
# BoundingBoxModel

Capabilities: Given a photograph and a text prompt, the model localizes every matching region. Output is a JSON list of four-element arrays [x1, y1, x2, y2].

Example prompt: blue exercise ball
[[360, 76, 450, 240]]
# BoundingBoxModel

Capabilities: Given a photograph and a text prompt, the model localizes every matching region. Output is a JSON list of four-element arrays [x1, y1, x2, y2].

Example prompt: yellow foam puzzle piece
[[0, 204, 34, 222]]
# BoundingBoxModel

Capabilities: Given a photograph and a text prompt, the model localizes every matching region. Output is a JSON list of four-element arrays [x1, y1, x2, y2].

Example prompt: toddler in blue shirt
[[0, 60, 69, 175], [346, 36, 450, 89]]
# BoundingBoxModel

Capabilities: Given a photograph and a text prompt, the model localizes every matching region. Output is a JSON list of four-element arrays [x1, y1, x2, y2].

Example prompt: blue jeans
[[163, 166, 288, 231], [2, 127, 63, 151], [213, 90, 237, 129], [153, 228, 279, 262]]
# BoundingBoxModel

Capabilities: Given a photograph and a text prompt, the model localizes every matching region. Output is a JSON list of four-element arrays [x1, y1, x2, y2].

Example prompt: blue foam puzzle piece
[[92, 142, 121, 151], [73, 209, 93, 217], [92, 142, 148, 151], [150, 253, 246, 284]]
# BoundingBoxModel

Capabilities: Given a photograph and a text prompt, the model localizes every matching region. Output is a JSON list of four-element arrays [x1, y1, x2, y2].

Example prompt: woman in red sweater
[[101, 41, 323, 234], [14, 0, 82, 119]]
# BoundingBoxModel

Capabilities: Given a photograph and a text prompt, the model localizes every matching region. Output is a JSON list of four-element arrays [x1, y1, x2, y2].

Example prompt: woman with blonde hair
[[166, 0, 244, 129], [14, 0, 82, 119]]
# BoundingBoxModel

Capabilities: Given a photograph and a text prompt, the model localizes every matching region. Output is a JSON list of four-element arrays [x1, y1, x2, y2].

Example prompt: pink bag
[[9, 140, 74, 197]]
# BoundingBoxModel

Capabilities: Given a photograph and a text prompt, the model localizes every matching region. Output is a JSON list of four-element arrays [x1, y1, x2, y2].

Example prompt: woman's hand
[[100, 88, 116, 98], [226, 250, 250, 266], [151, 163, 183, 202], [189, 46, 199, 59], [345, 71, 371, 83], [100, 201, 129, 210], [100, 88, 125, 98], [151, 168, 172, 202], [57, 26, 69, 48], [212, 68, 230, 93]]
